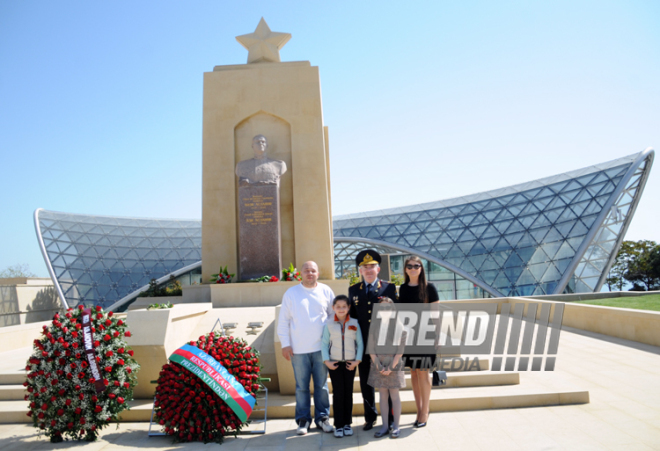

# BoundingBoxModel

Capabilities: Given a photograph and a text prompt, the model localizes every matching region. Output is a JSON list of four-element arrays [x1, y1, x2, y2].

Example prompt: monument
[[190, 17, 344, 308], [236, 134, 287, 280]]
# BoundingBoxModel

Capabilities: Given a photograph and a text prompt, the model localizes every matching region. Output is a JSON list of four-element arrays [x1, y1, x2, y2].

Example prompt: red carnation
[[124, 331, 131, 337], [103, 334, 111, 342]]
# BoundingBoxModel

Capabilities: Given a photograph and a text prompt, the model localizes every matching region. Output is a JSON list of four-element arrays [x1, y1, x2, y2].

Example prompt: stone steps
[[0, 362, 510, 403], [0, 385, 25, 401], [328, 370, 518, 393], [0, 372, 25, 386], [0, 384, 588, 423]]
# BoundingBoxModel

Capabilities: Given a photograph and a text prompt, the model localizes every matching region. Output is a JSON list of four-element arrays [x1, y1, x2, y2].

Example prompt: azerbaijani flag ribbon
[[169, 344, 256, 423]]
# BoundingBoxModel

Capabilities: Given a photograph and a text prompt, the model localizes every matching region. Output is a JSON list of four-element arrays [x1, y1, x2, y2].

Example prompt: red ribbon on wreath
[[81, 308, 107, 393]]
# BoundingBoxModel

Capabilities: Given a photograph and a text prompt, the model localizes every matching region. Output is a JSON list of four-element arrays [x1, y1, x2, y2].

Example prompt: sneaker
[[297, 419, 310, 435], [343, 425, 353, 436], [316, 417, 334, 433], [334, 428, 344, 438]]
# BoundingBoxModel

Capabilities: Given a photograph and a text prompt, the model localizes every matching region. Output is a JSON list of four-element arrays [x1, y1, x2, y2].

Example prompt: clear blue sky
[[1, 0, 658, 277]]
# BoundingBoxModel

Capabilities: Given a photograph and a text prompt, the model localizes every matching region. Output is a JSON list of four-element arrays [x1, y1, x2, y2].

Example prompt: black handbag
[[432, 370, 447, 386]]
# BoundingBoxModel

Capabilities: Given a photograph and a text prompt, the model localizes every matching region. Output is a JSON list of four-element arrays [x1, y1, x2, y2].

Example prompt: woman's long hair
[[403, 256, 428, 303]]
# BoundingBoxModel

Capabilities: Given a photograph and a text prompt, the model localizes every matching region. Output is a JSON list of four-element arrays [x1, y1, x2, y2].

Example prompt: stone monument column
[[201, 18, 335, 285]]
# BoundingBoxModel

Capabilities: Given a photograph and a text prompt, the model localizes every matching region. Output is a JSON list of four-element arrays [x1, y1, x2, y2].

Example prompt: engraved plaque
[[237, 184, 282, 280]]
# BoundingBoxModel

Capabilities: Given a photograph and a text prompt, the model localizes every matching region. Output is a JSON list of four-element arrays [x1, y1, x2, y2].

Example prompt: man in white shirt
[[277, 261, 335, 435]]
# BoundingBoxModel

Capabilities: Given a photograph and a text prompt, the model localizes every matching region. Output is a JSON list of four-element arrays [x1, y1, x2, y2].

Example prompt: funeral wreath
[[153, 332, 262, 443], [25, 305, 139, 442]]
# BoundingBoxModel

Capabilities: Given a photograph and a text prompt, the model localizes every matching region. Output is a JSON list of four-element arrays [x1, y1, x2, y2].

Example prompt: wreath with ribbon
[[153, 332, 261, 443], [24, 305, 139, 442]]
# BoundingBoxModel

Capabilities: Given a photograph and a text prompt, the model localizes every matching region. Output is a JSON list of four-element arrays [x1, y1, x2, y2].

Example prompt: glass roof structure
[[334, 149, 654, 297], [35, 149, 654, 309], [35, 211, 201, 309]]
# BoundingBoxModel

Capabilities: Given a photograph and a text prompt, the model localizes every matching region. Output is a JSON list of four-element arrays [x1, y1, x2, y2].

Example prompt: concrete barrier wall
[[525, 290, 660, 302], [184, 279, 349, 308], [0, 320, 50, 351], [0, 278, 61, 327], [440, 296, 660, 348], [125, 303, 212, 398]]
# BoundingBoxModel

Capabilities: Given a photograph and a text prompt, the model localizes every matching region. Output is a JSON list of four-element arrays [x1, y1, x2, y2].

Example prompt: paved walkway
[[2, 326, 660, 450]]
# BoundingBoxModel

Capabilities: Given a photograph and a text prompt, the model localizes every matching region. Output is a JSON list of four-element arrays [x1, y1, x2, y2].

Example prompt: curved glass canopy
[[35, 150, 654, 309]]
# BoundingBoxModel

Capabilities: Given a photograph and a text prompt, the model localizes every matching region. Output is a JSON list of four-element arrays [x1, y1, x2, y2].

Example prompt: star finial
[[236, 18, 291, 64]]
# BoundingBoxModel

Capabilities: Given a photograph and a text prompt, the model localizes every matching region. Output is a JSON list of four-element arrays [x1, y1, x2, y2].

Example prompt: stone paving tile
[[3, 327, 660, 449]]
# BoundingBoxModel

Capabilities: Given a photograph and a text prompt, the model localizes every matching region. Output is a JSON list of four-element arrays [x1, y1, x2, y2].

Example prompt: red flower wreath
[[24, 305, 139, 442], [153, 333, 262, 443]]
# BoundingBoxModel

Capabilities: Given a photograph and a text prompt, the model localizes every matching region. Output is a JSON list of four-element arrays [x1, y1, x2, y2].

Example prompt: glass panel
[[428, 262, 454, 280], [434, 281, 456, 300]]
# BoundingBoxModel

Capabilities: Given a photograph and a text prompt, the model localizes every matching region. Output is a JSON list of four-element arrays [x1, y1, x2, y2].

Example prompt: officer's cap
[[356, 250, 381, 267]]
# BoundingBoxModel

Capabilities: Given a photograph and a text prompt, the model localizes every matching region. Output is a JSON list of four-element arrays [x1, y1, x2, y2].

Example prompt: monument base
[[184, 280, 349, 308]]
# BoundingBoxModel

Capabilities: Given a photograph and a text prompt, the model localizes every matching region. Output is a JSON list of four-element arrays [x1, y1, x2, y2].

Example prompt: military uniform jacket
[[348, 279, 398, 342]]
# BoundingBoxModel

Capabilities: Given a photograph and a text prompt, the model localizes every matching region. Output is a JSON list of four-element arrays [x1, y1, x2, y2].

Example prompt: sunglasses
[[406, 264, 422, 270]]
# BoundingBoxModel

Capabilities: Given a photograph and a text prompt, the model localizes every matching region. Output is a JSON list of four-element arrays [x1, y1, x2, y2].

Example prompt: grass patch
[[573, 294, 660, 312]]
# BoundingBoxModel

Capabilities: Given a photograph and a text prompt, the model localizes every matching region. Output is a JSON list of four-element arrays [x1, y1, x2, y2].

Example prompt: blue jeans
[[290, 351, 330, 424]]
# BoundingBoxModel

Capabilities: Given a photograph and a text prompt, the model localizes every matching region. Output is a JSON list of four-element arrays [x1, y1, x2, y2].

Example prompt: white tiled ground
[[1, 326, 659, 450]]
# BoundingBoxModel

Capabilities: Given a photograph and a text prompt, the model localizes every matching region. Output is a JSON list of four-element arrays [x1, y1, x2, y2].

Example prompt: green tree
[[624, 242, 660, 291], [606, 241, 647, 291], [0, 263, 37, 278]]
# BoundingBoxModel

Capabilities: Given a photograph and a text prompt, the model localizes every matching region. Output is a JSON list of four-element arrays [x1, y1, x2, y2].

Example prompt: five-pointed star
[[236, 18, 291, 64]]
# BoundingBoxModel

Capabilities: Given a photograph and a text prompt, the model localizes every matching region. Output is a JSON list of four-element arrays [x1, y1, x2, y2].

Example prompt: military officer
[[348, 250, 397, 431]]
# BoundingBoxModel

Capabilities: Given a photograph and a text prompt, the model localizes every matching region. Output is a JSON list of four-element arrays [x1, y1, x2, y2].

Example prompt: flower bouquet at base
[[281, 263, 301, 282], [24, 305, 139, 442], [153, 333, 263, 443], [211, 266, 234, 284], [252, 275, 279, 283]]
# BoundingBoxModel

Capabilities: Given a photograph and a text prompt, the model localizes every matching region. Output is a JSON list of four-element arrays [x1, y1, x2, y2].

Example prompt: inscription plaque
[[238, 184, 282, 280]]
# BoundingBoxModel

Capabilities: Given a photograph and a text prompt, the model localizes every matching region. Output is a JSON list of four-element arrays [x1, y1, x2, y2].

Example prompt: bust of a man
[[235, 135, 287, 186]]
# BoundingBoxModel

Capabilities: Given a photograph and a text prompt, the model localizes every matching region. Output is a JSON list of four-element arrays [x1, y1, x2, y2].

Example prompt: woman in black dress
[[399, 256, 439, 428]]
